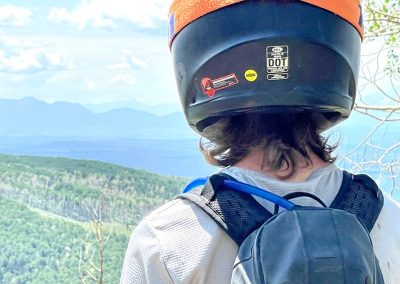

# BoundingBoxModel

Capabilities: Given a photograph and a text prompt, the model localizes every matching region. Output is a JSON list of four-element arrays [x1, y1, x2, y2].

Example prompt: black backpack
[[178, 171, 385, 284]]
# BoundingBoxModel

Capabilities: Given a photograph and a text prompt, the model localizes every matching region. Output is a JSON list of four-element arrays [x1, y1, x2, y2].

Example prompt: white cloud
[[0, 5, 32, 26], [0, 48, 67, 74], [0, 31, 18, 56], [85, 79, 96, 90], [48, 0, 171, 29], [108, 49, 148, 70], [110, 73, 137, 85], [0, 31, 70, 74], [45, 72, 76, 85]]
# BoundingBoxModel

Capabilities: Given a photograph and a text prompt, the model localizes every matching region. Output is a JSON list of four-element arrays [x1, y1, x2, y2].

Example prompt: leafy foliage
[[0, 197, 128, 283], [364, 0, 400, 74], [0, 154, 187, 225], [365, 0, 400, 41], [0, 154, 188, 283]]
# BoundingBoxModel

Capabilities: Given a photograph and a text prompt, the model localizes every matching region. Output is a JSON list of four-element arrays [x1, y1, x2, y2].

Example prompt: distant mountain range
[[0, 97, 195, 139], [85, 100, 181, 116], [0, 97, 398, 178], [0, 97, 397, 140]]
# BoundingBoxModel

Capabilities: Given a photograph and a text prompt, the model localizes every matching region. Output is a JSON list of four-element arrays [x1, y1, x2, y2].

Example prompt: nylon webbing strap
[[330, 171, 384, 232], [178, 174, 272, 245]]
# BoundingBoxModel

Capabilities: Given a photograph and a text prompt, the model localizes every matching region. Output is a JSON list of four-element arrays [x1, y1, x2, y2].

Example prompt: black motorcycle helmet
[[168, 0, 363, 133]]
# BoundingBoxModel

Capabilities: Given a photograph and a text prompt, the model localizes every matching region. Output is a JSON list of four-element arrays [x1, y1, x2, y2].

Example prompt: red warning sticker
[[201, 73, 239, 97]]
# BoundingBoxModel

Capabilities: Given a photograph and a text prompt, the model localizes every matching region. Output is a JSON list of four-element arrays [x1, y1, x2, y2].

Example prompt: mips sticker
[[244, 69, 258, 82]]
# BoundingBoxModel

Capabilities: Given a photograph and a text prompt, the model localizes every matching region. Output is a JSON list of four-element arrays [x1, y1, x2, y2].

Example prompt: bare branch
[[354, 104, 400, 111], [354, 109, 400, 121], [344, 110, 395, 157]]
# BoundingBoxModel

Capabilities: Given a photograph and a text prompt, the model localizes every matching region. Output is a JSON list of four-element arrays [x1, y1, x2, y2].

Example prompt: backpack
[[178, 171, 385, 284]]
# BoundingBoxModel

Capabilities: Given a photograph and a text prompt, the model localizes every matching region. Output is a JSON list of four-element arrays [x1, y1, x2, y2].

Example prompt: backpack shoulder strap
[[177, 173, 272, 246], [330, 171, 384, 232], [178, 170, 384, 245]]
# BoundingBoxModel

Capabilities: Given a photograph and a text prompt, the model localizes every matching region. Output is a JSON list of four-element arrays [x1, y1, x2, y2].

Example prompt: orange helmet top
[[168, 0, 363, 45]]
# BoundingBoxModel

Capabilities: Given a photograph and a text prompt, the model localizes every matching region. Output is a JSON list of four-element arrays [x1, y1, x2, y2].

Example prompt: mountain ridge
[[84, 100, 181, 116], [0, 97, 194, 139]]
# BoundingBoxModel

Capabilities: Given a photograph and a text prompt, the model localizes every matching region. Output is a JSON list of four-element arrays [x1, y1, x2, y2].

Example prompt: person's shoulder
[[382, 193, 400, 214], [140, 197, 217, 232], [371, 192, 400, 284], [373, 192, 400, 235], [129, 196, 236, 283], [144, 198, 198, 220], [145, 198, 185, 219], [127, 197, 219, 251]]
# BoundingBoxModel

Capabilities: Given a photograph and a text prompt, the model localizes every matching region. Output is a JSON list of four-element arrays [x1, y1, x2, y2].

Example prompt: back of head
[[200, 111, 336, 178]]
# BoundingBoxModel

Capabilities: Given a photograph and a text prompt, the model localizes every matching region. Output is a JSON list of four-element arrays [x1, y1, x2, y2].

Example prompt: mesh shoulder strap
[[178, 171, 384, 245], [177, 174, 272, 245], [330, 171, 384, 232]]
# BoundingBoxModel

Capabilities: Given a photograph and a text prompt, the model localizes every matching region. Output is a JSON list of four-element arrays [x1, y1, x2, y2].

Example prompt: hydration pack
[[179, 171, 385, 284]]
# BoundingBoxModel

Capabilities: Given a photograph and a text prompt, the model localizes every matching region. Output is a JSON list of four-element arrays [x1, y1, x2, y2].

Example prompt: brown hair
[[200, 112, 337, 178]]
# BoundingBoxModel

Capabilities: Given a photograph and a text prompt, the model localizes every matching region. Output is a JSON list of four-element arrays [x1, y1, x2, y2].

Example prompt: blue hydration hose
[[183, 177, 209, 193], [183, 177, 295, 210]]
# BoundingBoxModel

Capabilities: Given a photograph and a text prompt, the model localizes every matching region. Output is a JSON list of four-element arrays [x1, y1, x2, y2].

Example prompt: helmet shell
[[170, 1, 362, 132]]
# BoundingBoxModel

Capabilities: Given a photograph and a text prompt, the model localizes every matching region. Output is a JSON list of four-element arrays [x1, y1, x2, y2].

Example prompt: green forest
[[0, 154, 187, 283]]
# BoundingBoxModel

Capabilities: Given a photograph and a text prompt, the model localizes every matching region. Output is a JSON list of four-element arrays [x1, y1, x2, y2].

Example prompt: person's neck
[[234, 149, 330, 182]]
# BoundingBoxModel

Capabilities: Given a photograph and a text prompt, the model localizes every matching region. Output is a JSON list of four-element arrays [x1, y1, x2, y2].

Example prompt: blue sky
[[0, 0, 177, 106]]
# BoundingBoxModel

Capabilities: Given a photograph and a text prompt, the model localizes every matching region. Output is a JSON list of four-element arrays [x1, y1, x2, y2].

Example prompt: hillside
[[0, 154, 187, 224], [0, 154, 188, 283], [0, 197, 128, 283]]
